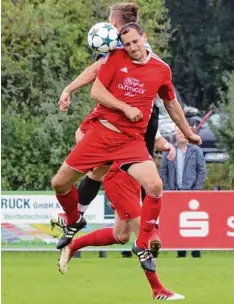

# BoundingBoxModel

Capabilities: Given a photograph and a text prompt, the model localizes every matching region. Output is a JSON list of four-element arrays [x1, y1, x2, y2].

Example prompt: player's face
[[121, 29, 147, 62]]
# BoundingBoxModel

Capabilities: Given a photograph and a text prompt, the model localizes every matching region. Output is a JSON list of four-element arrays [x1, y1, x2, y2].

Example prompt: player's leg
[[70, 212, 129, 252], [120, 216, 183, 300], [77, 166, 109, 214], [142, 107, 161, 258], [51, 162, 84, 223], [58, 159, 133, 274], [58, 211, 131, 274], [53, 122, 111, 249], [64, 168, 142, 259], [104, 166, 154, 272], [104, 168, 184, 300], [105, 165, 161, 256], [51, 127, 109, 230], [76, 126, 109, 214], [51, 162, 87, 249], [128, 160, 162, 244], [58, 167, 141, 274], [50, 165, 109, 229], [125, 160, 162, 271], [142, 105, 159, 200]]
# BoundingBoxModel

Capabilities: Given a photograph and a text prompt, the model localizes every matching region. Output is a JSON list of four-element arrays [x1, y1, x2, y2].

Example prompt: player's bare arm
[[58, 59, 103, 112], [163, 98, 202, 145], [90, 77, 143, 122]]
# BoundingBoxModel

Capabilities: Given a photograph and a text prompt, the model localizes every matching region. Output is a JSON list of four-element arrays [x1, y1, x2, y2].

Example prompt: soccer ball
[[87, 22, 119, 53]]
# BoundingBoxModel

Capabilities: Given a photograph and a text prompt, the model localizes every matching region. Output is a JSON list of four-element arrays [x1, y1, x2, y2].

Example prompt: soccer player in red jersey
[[56, 4, 162, 254], [54, 1, 164, 259], [51, 23, 201, 272], [58, 3, 155, 213], [54, 4, 166, 265]]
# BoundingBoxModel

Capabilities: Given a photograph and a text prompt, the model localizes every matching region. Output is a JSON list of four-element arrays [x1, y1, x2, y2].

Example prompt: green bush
[[213, 72, 234, 189], [204, 163, 232, 190], [1, 0, 95, 190]]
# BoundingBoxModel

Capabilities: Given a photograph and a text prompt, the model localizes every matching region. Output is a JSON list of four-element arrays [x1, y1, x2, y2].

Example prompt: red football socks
[[71, 228, 122, 252], [56, 185, 80, 225], [137, 194, 162, 248], [144, 270, 164, 291]]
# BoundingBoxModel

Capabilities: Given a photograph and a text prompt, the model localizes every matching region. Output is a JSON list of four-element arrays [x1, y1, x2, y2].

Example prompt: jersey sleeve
[[158, 65, 175, 101], [97, 51, 118, 88]]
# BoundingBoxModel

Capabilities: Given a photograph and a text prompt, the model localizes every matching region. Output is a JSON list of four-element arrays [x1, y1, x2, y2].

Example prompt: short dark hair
[[110, 3, 139, 26], [119, 22, 144, 40]]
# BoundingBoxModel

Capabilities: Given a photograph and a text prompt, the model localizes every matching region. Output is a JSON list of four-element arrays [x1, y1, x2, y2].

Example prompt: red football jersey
[[90, 49, 175, 137]]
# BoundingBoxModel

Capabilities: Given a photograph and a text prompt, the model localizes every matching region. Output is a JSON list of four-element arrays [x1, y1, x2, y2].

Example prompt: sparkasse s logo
[[179, 199, 209, 237]]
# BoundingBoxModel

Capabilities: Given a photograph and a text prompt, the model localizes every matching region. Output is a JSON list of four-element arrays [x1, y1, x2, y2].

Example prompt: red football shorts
[[103, 165, 141, 220], [66, 120, 152, 173], [79, 114, 92, 134]]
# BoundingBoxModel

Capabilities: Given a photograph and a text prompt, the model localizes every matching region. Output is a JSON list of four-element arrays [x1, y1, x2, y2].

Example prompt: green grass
[[2, 252, 234, 304]]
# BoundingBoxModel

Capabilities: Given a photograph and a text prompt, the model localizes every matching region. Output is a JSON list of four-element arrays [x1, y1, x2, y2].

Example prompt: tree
[[165, 0, 234, 110], [137, 0, 171, 59], [1, 0, 95, 190], [214, 72, 234, 188]]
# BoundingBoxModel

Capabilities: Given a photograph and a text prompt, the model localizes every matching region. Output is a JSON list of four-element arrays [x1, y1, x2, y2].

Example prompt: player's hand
[[58, 89, 71, 112], [123, 106, 143, 122], [167, 144, 176, 161], [186, 133, 202, 145]]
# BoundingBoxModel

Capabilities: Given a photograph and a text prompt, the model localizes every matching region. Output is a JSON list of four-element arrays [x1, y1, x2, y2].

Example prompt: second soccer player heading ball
[[87, 22, 119, 53]]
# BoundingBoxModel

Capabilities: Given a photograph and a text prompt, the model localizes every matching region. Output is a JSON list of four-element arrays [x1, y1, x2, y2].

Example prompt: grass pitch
[[2, 251, 234, 304]]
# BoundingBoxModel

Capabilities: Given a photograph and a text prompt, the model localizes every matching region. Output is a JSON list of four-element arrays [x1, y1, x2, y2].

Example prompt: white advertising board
[[1, 194, 113, 224]]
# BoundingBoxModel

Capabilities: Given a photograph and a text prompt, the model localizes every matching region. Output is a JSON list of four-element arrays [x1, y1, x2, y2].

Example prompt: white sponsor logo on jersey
[[118, 77, 146, 96]]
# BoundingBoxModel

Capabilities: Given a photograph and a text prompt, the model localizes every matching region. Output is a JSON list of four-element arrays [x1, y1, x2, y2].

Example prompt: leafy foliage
[[214, 72, 234, 187], [165, 0, 234, 110], [1, 0, 95, 189], [137, 0, 171, 59], [204, 163, 233, 190]]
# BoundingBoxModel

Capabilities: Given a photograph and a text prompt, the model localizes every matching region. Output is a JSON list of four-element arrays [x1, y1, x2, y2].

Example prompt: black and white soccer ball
[[87, 22, 119, 53]]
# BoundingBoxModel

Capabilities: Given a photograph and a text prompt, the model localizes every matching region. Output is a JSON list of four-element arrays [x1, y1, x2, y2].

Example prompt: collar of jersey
[[132, 50, 152, 65]]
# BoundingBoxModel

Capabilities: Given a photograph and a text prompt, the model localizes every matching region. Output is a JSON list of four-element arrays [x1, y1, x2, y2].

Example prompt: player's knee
[[145, 179, 163, 196], [51, 176, 67, 194], [116, 232, 131, 244]]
